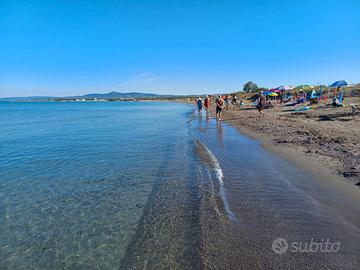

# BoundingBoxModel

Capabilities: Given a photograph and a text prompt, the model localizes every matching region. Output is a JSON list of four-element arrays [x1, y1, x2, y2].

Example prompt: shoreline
[[192, 106, 360, 269], [206, 101, 360, 189]]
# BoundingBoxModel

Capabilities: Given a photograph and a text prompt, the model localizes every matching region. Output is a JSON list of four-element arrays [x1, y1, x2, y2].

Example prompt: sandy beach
[[209, 95, 360, 188]]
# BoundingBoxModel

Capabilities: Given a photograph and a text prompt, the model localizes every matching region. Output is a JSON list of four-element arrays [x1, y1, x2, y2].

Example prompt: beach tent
[[329, 80, 348, 88]]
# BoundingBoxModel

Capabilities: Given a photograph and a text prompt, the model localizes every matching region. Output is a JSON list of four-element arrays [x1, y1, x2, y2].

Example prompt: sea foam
[[194, 139, 224, 185]]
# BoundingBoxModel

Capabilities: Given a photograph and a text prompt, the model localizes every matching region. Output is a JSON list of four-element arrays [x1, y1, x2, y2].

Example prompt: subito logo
[[272, 238, 288, 254]]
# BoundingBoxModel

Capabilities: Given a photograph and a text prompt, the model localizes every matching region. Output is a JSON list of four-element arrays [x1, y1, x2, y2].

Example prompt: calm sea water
[[0, 102, 201, 269], [1, 101, 360, 269]]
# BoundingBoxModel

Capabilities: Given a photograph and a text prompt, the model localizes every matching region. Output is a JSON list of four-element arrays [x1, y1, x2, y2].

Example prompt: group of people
[[195, 86, 347, 123], [195, 94, 245, 121], [271, 86, 346, 108], [195, 95, 222, 120], [195, 92, 266, 120]]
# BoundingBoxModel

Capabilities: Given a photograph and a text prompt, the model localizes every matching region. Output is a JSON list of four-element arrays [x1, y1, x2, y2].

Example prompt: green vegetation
[[243, 81, 258, 93]]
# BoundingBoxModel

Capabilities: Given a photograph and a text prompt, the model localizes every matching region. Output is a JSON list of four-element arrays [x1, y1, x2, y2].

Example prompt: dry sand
[[210, 97, 360, 188]]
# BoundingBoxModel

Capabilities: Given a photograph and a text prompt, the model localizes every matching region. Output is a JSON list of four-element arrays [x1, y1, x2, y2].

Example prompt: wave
[[195, 139, 238, 222], [194, 139, 224, 185]]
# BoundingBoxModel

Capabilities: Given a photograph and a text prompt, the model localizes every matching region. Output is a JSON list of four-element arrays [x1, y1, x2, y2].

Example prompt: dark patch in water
[[194, 139, 215, 168], [119, 143, 203, 269]]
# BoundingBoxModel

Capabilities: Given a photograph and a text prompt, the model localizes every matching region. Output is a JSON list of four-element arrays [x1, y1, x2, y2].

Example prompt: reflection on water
[[205, 111, 210, 122], [216, 121, 224, 149]]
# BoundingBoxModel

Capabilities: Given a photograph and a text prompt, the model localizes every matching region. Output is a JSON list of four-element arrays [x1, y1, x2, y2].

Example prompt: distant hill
[[0, 96, 55, 102], [0, 91, 172, 101], [80, 91, 162, 99]]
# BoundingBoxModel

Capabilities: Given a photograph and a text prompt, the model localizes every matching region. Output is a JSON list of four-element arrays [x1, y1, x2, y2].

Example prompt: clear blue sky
[[1, 0, 359, 97]]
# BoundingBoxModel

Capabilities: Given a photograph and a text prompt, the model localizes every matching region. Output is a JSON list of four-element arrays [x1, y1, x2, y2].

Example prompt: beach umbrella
[[329, 80, 348, 97], [329, 80, 348, 87], [295, 85, 314, 91], [268, 93, 278, 97], [276, 85, 294, 91]]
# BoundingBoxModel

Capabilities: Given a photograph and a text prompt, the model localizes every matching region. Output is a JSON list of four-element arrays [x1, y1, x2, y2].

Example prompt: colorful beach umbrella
[[268, 93, 278, 97], [329, 80, 348, 87]]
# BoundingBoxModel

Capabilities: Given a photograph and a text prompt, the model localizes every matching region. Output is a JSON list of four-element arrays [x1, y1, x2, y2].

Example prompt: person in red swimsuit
[[204, 95, 210, 111]]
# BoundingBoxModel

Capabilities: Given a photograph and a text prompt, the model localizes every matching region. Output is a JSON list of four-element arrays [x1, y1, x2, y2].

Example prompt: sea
[[0, 101, 359, 269]]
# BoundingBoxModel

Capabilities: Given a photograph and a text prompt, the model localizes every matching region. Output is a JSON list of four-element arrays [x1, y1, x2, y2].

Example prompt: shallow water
[[0, 102, 197, 269], [0, 102, 359, 269]]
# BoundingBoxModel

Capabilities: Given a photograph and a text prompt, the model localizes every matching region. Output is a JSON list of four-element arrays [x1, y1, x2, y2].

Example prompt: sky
[[0, 0, 359, 97]]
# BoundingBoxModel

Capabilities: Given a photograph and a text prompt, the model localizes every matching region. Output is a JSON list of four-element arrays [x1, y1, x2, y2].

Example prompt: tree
[[243, 81, 259, 93]]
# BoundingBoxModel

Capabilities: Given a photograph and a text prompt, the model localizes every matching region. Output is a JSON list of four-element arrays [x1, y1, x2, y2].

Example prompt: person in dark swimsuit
[[232, 95, 237, 106], [197, 97, 203, 112], [215, 95, 224, 120]]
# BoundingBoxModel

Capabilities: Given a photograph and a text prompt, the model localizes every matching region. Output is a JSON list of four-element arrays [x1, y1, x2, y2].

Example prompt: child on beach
[[215, 95, 224, 120]]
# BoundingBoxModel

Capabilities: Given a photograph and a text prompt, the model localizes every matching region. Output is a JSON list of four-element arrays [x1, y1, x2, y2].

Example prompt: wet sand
[[191, 110, 360, 269], [209, 97, 360, 188]]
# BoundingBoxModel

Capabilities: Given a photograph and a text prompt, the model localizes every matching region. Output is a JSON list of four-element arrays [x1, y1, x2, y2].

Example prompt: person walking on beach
[[224, 95, 229, 110], [215, 95, 224, 120], [204, 95, 210, 111], [232, 95, 237, 106], [197, 97, 203, 112], [257, 91, 266, 117]]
